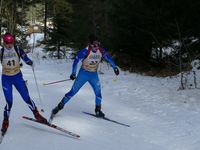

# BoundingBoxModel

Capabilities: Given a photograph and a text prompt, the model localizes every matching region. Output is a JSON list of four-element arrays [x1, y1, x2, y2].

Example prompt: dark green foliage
[[45, 0, 73, 58], [39, 0, 200, 74], [1, 0, 200, 75], [0, 0, 44, 45]]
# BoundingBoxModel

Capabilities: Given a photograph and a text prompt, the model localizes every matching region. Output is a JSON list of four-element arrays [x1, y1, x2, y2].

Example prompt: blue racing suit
[[62, 46, 117, 106], [1, 46, 36, 119]]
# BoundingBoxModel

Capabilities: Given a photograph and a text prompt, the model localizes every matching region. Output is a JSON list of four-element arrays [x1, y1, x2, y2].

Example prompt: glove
[[27, 60, 33, 66], [70, 74, 76, 80], [20, 62, 23, 67], [114, 67, 119, 76]]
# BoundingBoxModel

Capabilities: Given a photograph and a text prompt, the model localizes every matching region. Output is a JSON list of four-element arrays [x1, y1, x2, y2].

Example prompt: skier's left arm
[[102, 48, 119, 75], [18, 47, 33, 66]]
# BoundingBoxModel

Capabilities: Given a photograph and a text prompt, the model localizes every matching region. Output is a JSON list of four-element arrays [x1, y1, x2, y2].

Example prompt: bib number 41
[[7, 60, 15, 66]]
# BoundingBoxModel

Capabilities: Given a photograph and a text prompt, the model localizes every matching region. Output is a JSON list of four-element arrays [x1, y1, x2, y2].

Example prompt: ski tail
[[22, 116, 80, 139], [83, 112, 130, 127], [49, 112, 55, 123]]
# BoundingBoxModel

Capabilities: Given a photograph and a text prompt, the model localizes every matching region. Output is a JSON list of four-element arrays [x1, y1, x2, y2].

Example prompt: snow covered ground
[[1, 34, 200, 150]]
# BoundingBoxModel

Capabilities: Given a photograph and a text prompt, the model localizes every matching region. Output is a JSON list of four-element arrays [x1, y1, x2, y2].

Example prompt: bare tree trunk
[[180, 72, 185, 89], [175, 19, 185, 90], [3, 0, 16, 34], [193, 71, 197, 88], [0, 0, 3, 15], [159, 46, 162, 59], [155, 48, 159, 60], [0, 0, 4, 45], [44, 0, 48, 42], [57, 41, 60, 59]]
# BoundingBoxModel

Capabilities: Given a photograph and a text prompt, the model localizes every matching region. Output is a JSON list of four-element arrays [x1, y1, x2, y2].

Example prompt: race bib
[[2, 48, 20, 75]]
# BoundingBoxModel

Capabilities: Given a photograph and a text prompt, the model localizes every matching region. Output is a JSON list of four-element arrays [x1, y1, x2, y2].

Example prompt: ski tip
[[22, 116, 27, 119], [22, 116, 31, 120], [73, 134, 80, 138]]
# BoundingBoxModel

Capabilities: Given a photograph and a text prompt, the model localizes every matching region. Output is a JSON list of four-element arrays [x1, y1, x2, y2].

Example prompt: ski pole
[[43, 79, 71, 86], [32, 66, 44, 112], [113, 75, 118, 82]]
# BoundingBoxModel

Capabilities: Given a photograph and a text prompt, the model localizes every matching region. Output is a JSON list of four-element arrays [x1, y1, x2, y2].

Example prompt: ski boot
[[49, 101, 64, 123], [1, 118, 9, 135], [33, 109, 48, 124], [95, 105, 105, 118]]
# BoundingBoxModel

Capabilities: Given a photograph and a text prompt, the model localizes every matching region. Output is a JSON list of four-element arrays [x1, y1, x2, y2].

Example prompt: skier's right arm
[[71, 48, 87, 76]]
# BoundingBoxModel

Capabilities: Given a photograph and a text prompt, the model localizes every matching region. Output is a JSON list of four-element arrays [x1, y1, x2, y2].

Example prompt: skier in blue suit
[[50, 35, 119, 120], [0, 33, 47, 134]]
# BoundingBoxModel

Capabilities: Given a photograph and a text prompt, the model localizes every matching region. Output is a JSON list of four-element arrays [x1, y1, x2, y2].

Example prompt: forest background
[[0, 0, 200, 76]]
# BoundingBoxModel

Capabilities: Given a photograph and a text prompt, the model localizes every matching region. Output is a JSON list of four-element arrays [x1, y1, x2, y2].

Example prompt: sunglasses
[[91, 44, 99, 48], [91, 42, 100, 47]]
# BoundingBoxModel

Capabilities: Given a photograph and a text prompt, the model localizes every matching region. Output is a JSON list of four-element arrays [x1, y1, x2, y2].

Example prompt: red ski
[[22, 116, 80, 139]]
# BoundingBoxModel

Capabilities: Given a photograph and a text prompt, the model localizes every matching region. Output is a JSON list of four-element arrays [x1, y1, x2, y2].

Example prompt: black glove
[[26, 60, 33, 66], [114, 67, 119, 76], [70, 74, 76, 80], [20, 62, 23, 67]]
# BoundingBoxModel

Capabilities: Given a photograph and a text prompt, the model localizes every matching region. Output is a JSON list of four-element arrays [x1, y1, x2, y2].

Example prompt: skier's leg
[[13, 73, 37, 111], [63, 75, 87, 103], [88, 72, 102, 106], [52, 69, 89, 115], [88, 73, 104, 117], [13, 73, 47, 123], [2, 75, 13, 119], [1, 75, 13, 133]]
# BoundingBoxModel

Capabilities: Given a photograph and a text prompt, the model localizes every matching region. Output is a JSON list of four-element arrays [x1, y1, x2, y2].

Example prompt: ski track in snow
[[0, 57, 200, 150]]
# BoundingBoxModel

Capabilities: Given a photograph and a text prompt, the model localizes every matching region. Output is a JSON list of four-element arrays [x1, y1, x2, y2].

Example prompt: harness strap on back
[[0, 46, 21, 63]]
